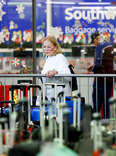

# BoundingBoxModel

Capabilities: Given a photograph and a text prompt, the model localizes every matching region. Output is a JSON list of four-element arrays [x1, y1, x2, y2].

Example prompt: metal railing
[[0, 73, 116, 116]]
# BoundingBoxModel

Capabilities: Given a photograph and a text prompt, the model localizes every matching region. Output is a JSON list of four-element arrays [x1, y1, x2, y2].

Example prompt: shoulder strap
[[68, 65, 78, 91]]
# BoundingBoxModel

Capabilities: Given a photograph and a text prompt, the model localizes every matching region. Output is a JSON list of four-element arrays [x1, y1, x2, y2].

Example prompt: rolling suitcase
[[65, 95, 84, 128]]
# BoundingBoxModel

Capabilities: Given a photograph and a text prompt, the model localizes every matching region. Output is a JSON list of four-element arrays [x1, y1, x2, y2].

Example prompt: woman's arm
[[45, 70, 58, 78]]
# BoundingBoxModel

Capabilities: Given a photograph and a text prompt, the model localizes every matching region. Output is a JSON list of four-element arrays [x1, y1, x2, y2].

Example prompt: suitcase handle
[[0, 100, 14, 104], [28, 85, 41, 90], [44, 83, 65, 88], [9, 85, 26, 90], [17, 80, 32, 84], [51, 84, 65, 88], [57, 91, 64, 98]]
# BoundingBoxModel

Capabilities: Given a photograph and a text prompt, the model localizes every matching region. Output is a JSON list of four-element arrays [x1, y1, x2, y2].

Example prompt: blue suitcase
[[31, 96, 84, 124]]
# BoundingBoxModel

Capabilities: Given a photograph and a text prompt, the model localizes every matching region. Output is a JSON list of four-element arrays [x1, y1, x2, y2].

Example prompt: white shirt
[[41, 54, 71, 101]]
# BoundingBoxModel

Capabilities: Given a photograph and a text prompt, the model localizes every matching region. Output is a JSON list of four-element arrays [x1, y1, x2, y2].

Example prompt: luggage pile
[[0, 80, 116, 156]]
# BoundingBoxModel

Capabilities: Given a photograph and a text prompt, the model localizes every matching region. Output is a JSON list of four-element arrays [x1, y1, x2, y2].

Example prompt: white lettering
[[104, 10, 115, 20], [65, 26, 97, 35], [65, 26, 116, 35], [97, 10, 105, 20], [97, 27, 112, 33], [82, 10, 91, 20], [91, 9, 98, 20], [73, 10, 82, 20], [65, 7, 116, 21], [65, 26, 74, 33], [65, 8, 73, 21]]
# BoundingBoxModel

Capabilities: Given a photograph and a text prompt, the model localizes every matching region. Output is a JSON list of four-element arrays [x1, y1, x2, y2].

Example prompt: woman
[[41, 36, 71, 101]]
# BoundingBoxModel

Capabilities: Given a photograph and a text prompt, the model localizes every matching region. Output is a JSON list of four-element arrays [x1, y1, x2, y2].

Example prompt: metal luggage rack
[[0, 73, 116, 106]]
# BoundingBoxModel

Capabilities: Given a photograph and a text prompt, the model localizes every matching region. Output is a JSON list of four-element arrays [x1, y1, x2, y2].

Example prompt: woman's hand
[[46, 70, 58, 78], [86, 64, 94, 72]]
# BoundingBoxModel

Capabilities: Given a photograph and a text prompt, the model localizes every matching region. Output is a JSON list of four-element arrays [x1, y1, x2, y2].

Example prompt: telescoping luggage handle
[[41, 83, 65, 141], [27, 84, 42, 106], [42, 82, 65, 125], [27, 84, 42, 125], [17, 80, 32, 84], [9, 85, 27, 103], [72, 93, 81, 131], [27, 84, 47, 140], [42, 83, 65, 103]]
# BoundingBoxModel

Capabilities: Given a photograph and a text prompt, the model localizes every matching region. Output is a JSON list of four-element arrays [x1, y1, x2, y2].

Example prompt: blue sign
[[0, 0, 116, 45]]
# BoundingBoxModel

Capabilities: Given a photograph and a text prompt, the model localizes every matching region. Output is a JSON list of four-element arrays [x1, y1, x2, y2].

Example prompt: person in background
[[87, 32, 114, 118], [41, 36, 71, 101]]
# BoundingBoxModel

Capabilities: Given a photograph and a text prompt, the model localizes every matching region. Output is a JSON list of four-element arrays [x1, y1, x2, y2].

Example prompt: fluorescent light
[[72, 6, 102, 10], [46, 2, 75, 5], [8, 1, 75, 5], [7, 2, 32, 6], [78, 2, 111, 5], [104, 6, 116, 9]]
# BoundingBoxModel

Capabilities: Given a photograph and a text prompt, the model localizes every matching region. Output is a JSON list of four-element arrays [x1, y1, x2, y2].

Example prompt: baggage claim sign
[[52, 3, 116, 44]]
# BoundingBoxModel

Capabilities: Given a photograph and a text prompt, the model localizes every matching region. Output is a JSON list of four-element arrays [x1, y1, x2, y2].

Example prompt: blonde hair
[[42, 36, 62, 55]]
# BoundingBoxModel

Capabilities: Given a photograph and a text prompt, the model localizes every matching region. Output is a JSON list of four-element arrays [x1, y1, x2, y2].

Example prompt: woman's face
[[43, 39, 56, 56]]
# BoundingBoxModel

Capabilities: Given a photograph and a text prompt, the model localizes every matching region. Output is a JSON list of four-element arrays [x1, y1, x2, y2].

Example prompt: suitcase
[[65, 96, 84, 127], [31, 83, 65, 121], [31, 84, 85, 126], [0, 100, 15, 117]]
